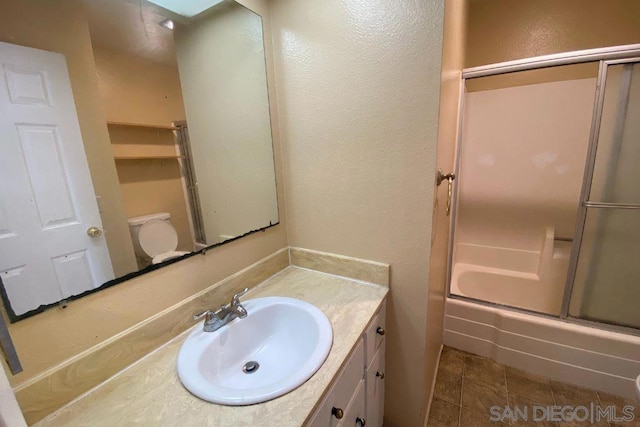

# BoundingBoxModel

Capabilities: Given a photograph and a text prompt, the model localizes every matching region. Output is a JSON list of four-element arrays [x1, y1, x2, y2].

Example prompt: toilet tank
[[127, 212, 171, 228]]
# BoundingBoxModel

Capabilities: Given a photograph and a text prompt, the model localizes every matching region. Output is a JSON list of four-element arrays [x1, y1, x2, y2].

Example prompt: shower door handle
[[436, 169, 456, 216]]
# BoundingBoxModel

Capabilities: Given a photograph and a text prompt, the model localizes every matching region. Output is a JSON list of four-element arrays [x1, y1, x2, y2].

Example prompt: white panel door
[[0, 42, 114, 316], [0, 361, 26, 426]]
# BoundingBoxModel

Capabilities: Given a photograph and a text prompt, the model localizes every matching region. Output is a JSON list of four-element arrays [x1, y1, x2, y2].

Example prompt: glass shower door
[[567, 60, 640, 329]]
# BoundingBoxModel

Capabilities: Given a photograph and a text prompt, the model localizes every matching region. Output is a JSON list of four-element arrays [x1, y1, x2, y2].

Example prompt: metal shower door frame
[[445, 44, 640, 336], [561, 56, 640, 326]]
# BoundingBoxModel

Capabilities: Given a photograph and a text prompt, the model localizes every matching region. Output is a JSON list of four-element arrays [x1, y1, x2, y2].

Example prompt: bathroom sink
[[177, 296, 333, 405]]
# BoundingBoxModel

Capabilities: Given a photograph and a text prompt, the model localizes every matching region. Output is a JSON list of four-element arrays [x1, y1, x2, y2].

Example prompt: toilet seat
[[139, 219, 187, 264]]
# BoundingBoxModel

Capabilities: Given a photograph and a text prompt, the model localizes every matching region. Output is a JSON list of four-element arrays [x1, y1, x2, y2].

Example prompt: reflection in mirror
[[174, 1, 279, 245], [0, 0, 278, 321]]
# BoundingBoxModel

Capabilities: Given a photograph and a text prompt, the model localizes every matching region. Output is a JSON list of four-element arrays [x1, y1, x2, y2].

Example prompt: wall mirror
[[0, 0, 279, 321]]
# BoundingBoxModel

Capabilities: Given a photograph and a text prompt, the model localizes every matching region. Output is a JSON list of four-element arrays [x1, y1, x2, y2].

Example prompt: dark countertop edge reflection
[[0, 221, 280, 323]]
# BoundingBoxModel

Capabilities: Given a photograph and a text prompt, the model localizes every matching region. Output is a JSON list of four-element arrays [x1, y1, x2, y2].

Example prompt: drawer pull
[[356, 417, 366, 426], [376, 327, 385, 336], [376, 371, 385, 379], [332, 407, 344, 419]]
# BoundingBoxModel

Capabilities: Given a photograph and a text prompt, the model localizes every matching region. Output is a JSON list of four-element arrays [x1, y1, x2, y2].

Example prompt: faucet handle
[[231, 288, 249, 305], [230, 288, 249, 319], [193, 309, 216, 321]]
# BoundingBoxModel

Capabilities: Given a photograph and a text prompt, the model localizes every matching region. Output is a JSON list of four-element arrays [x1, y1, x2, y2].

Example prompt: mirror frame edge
[[0, 221, 280, 323]]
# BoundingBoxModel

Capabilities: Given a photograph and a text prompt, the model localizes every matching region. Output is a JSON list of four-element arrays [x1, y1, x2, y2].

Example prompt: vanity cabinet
[[364, 305, 386, 427], [307, 302, 386, 427]]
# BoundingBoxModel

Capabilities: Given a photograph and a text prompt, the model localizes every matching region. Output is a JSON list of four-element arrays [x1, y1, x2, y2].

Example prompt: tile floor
[[427, 346, 639, 427]]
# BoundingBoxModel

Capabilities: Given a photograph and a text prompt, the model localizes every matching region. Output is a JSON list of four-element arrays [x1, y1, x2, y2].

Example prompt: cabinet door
[[343, 380, 366, 427], [307, 341, 365, 427], [366, 344, 385, 427]]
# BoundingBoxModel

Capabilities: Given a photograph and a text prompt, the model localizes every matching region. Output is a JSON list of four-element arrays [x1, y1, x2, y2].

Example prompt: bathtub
[[447, 227, 640, 399], [443, 297, 640, 399], [450, 228, 570, 315], [451, 262, 565, 315]]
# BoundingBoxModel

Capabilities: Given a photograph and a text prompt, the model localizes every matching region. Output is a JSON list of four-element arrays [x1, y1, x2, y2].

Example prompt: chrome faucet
[[193, 288, 249, 332]]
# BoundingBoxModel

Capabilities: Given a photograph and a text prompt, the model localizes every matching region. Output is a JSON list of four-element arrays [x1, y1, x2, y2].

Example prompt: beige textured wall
[[0, 0, 138, 279], [2, 0, 288, 391], [175, 1, 279, 244], [270, 1, 445, 425], [93, 47, 186, 126], [466, 0, 640, 67], [425, 0, 468, 419]]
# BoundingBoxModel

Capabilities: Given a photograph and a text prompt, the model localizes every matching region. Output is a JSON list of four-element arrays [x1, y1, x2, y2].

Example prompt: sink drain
[[243, 361, 260, 374]]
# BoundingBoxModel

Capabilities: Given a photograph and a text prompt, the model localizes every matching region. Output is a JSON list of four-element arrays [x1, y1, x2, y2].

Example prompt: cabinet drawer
[[307, 339, 365, 427], [365, 344, 385, 427], [364, 304, 386, 367]]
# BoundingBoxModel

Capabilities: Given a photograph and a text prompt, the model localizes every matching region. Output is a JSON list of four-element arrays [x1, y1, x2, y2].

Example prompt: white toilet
[[127, 212, 189, 265]]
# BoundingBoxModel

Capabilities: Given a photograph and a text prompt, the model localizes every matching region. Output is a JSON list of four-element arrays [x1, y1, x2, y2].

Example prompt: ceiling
[[83, 0, 177, 65]]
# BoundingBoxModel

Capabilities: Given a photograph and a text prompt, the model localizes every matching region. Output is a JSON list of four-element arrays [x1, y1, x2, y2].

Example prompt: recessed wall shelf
[[113, 155, 185, 160], [107, 121, 179, 131], [108, 121, 182, 159]]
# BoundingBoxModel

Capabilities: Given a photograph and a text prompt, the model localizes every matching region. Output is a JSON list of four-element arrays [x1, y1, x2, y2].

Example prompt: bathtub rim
[[446, 291, 640, 338]]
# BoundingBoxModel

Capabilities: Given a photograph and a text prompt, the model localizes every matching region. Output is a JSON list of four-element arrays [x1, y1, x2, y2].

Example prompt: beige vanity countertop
[[36, 266, 388, 427]]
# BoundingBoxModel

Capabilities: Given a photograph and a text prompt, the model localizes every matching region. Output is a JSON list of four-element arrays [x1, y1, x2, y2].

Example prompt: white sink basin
[[177, 296, 333, 405]]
